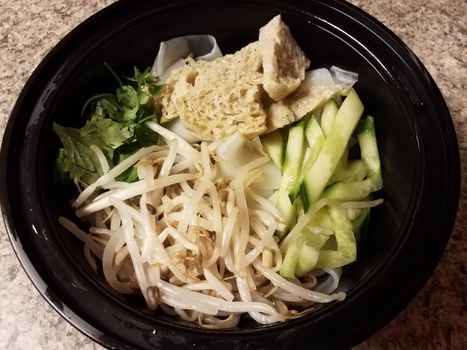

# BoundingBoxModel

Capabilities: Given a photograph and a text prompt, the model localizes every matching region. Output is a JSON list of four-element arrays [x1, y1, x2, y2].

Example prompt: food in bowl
[[53, 15, 383, 328]]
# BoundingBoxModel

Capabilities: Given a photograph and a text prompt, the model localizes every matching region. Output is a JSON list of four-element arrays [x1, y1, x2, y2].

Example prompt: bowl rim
[[0, 0, 460, 349]]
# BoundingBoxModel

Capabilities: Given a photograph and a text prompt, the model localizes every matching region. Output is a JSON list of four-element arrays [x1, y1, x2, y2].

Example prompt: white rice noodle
[[236, 276, 285, 324], [272, 288, 306, 303], [314, 268, 342, 294], [152, 34, 222, 81], [174, 308, 199, 322], [330, 66, 359, 88], [253, 261, 346, 303], [200, 313, 241, 329]]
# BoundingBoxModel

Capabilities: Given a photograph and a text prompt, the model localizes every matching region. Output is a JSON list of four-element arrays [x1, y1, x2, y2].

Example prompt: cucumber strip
[[301, 89, 364, 210], [280, 243, 300, 278], [353, 208, 370, 246], [279, 119, 306, 207], [320, 100, 338, 137], [358, 115, 383, 188], [315, 206, 356, 269], [347, 207, 362, 221], [296, 116, 325, 200], [276, 190, 295, 237], [329, 159, 367, 184], [335, 145, 349, 170], [295, 196, 305, 218], [261, 130, 284, 171], [352, 207, 370, 234], [295, 223, 331, 276], [315, 250, 354, 269], [305, 114, 325, 147], [322, 178, 379, 201], [279, 201, 329, 254], [279, 206, 332, 277], [295, 244, 320, 276]]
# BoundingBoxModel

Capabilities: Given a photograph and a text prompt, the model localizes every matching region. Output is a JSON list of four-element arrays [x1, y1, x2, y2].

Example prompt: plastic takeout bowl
[[0, 0, 460, 349]]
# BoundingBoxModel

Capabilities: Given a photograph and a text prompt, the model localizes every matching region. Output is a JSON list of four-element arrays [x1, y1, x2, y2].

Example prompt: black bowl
[[0, 0, 460, 349]]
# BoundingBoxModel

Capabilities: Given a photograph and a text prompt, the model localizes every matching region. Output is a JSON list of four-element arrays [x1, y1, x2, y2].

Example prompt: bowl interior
[[5, 0, 458, 349], [38, 0, 415, 327]]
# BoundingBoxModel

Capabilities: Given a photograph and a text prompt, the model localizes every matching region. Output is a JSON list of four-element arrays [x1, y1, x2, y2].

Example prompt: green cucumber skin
[[329, 159, 367, 184], [302, 89, 364, 210], [262, 130, 285, 171], [277, 119, 306, 229], [283, 120, 306, 196], [320, 100, 338, 137], [358, 115, 383, 188], [277, 96, 385, 278]]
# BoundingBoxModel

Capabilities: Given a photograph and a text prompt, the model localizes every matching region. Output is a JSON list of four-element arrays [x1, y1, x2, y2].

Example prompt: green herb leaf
[[54, 65, 163, 186], [116, 85, 139, 121], [53, 114, 132, 186]]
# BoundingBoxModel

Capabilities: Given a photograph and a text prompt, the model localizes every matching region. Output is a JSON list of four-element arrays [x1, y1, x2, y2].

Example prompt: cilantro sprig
[[54, 65, 163, 186]]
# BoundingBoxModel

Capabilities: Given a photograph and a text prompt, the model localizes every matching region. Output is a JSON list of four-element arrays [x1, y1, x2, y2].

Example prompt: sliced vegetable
[[216, 133, 281, 194], [279, 207, 332, 277], [351, 207, 370, 236], [329, 159, 367, 184], [315, 206, 356, 269], [298, 116, 325, 200], [358, 115, 383, 188], [304, 115, 325, 164], [301, 89, 364, 210], [261, 130, 285, 171], [280, 243, 300, 278], [322, 179, 379, 201], [322, 115, 382, 201], [319, 100, 338, 137], [282, 119, 306, 199], [276, 119, 306, 234]]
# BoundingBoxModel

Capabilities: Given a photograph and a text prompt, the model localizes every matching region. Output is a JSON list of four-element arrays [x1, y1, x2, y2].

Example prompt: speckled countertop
[[0, 1, 465, 349]]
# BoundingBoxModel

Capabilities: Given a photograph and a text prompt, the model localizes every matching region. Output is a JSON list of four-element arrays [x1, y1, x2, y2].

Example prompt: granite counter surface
[[0, 0, 466, 349]]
